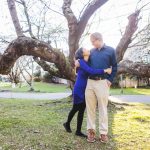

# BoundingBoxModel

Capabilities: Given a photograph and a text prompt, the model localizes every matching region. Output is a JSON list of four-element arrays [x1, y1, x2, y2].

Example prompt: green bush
[[33, 77, 41, 82], [42, 72, 53, 83]]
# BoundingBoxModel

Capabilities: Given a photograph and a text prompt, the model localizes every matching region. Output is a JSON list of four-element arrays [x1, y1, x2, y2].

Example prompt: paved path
[[109, 95, 150, 104], [0, 92, 149, 104], [0, 92, 71, 100]]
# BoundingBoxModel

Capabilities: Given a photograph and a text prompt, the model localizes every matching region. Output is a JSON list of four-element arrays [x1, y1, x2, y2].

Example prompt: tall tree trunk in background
[[62, 0, 108, 66]]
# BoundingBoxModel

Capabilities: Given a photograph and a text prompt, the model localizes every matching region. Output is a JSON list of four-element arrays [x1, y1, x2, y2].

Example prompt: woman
[[63, 47, 112, 137]]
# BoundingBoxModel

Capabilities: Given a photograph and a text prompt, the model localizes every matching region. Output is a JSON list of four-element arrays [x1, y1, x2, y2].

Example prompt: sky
[[0, 0, 150, 54]]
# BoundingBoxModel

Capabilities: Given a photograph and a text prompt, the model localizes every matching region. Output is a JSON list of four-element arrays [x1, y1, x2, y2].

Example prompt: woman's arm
[[79, 59, 104, 75]]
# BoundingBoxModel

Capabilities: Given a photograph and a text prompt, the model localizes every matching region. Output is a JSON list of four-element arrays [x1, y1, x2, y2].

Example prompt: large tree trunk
[[62, 0, 108, 66]]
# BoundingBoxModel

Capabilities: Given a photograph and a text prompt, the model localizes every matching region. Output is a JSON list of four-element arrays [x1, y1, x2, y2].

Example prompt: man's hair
[[90, 32, 103, 41], [75, 47, 83, 60]]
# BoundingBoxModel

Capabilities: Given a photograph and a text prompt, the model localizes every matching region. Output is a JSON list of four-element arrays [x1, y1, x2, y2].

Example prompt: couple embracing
[[63, 32, 117, 143]]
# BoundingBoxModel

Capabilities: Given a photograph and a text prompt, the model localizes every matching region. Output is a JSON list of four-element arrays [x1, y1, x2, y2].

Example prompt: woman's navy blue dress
[[73, 59, 104, 104]]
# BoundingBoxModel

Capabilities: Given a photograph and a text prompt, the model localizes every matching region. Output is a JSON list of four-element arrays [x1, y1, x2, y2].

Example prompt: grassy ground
[[0, 81, 150, 95], [0, 98, 150, 150], [0, 82, 69, 93], [110, 87, 150, 95]]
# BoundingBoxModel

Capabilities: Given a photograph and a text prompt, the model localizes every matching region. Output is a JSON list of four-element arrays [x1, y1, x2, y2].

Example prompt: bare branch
[[78, 0, 91, 20], [116, 10, 140, 62], [19, 0, 35, 38], [138, 2, 150, 11], [0, 37, 10, 44], [7, 0, 24, 37], [77, 0, 108, 39], [39, 0, 64, 16], [131, 23, 150, 41]]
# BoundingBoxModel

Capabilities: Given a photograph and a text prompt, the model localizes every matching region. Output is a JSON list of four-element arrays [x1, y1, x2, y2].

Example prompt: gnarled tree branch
[[0, 36, 74, 81], [34, 57, 60, 77], [33, 57, 75, 81]]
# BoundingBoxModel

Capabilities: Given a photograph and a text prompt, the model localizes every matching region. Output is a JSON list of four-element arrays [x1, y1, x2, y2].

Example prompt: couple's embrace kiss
[[63, 32, 117, 143]]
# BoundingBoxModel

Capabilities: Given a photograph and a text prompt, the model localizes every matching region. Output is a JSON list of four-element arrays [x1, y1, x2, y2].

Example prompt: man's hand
[[75, 59, 80, 67], [104, 68, 112, 74], [106, 79, 112, 87]]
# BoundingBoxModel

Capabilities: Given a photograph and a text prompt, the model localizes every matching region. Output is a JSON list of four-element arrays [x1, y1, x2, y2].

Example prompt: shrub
[[34, 77, 41, 82]]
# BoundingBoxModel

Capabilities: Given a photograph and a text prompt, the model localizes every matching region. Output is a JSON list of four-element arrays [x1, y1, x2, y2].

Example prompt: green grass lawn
[[0, 82, 69, 93], [110, 87, 150, 95], [0, 98, 150, 150]]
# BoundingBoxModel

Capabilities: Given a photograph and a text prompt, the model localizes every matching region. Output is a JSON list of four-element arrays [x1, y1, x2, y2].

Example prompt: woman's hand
[[74, 59, 80, 67], [104, 68, 112, 74]]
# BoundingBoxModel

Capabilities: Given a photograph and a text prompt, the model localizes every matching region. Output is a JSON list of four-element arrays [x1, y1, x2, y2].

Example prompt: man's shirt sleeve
[[106, 48, 117, 83]]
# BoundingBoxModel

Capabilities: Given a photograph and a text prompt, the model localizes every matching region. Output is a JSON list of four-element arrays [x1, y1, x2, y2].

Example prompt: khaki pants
[[85, 79, 109, 135]]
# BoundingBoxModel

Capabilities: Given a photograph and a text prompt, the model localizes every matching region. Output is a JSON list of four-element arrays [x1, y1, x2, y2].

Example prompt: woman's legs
[[64, 102, 86, 137], [64, 104, 79, 132], [76, 102, 86, 133], [66, 104, 78, 125]]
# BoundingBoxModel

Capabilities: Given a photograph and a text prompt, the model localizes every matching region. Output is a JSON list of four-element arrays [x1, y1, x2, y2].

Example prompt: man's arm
[[106, 49, 117, 84]]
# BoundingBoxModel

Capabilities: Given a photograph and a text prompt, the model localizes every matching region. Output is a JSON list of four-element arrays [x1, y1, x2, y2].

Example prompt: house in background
[[119, 76, 148, 88]]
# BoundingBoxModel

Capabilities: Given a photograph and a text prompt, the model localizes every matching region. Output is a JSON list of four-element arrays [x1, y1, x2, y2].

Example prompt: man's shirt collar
[[97, 44, 106, 51]]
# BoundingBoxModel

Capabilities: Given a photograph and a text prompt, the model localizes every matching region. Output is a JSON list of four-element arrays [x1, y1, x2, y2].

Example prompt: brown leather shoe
[[87, 129, 96, 143], [100, 134, 108, 143]]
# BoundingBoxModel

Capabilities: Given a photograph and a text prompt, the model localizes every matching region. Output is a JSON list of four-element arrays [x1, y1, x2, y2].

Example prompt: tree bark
[[0, 36, 74, 81], [62, 0, 108, 66], [62, 0, 78, 66], [33, 57, 74, 80], [77, 0, 108, 41], [116, 10, 140, 62]]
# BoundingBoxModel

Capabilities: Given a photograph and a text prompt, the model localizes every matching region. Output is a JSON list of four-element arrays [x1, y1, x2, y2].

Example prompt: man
[[86, 32, 117, 143]]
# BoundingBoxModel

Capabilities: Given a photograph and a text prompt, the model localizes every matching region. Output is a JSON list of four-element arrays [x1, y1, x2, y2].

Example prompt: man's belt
[[89, 76, 105, 80]]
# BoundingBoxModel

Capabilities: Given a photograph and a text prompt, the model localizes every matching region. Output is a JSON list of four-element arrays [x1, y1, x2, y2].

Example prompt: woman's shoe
[[75, 131, 87, 138], [63, 122, 72, 133]]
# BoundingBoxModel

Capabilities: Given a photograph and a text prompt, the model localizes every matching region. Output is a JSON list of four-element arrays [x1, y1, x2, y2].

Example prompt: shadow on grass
[[107, 101, 124, 150], [51, 98, 125, 150]]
